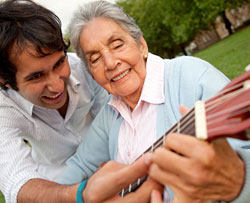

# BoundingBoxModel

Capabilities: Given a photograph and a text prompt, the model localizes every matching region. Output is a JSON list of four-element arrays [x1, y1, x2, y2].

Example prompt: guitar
[[119, 70, 250, 197]]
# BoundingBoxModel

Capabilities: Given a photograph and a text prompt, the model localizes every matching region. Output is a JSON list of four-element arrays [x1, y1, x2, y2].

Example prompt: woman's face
[[80, 17, 148, 105]]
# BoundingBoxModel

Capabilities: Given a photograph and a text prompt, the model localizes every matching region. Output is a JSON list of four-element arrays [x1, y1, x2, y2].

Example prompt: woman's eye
[[90, 55, 100, 64], [112, 40, 123, 49], [114, 44, 122, 49]]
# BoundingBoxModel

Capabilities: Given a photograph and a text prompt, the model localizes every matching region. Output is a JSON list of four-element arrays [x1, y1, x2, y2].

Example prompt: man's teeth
[[112, 70, 130, 82], [46, 92, 61, 98]]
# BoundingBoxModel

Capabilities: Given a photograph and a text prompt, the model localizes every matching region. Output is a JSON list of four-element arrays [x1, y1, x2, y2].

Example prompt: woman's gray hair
[[68, 0, 143, 69]]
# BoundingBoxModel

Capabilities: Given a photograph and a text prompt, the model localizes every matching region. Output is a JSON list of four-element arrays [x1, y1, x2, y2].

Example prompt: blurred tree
[[117, 0, 248, 58], [63, 32, 74, 53]]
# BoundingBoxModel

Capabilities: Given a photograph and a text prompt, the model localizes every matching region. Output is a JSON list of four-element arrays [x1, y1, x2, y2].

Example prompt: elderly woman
[[56, 1, 248, 202]]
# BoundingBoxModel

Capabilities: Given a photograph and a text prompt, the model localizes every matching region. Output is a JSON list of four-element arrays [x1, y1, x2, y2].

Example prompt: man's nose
[[46, 73, 64, 92]]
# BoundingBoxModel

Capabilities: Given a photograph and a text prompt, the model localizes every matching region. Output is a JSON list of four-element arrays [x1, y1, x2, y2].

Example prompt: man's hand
[[149, 133, 245, 202], [84, 154, 163, 203]]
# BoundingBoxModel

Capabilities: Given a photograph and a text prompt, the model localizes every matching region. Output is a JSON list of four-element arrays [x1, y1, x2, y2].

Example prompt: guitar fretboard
[[119, 108, 196, 197]]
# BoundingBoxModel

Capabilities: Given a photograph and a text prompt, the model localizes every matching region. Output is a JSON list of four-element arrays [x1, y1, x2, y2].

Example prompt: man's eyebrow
[[24, 71, 44, 81]]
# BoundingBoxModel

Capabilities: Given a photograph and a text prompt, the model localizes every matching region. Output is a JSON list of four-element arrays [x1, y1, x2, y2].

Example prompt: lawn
[[0, 192, 4, 203], [194, 25, 250, 80]]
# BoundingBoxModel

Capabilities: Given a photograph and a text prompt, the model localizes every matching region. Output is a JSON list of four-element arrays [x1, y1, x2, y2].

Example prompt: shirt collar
[[140, 52, 165, 104], [109, 52, 165, 111], [7, 89, 34, 116], [68, 71, 81, 93]]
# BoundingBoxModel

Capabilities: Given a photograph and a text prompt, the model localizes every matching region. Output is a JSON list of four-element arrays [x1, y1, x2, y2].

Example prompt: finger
[[149, 162, 183, 189], [152, 147, 190, 176], [93, 154, 151, 200], [165, 133, 210, 160], [179, 105, 190, 116], [151, 190, 163, 203]]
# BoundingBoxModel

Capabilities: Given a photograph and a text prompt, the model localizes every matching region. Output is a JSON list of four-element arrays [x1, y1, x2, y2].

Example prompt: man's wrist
[[76, 180, 88, 203]]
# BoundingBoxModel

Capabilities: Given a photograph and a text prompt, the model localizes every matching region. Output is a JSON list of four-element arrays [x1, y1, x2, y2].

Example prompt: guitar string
[[205, 81, 246, 107], [207, 100, 250, 123], [121, 85, 246, 195], [207, 106, 250, 135], [206, 84, 247, 112], [120, 81, 250, 196]]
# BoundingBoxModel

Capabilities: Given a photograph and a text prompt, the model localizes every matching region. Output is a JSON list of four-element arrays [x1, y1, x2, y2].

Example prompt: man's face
[[11, 48, 70, 110]]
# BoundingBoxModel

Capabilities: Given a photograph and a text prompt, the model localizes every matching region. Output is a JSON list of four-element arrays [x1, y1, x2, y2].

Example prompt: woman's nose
[[103, 52, 117, 71]]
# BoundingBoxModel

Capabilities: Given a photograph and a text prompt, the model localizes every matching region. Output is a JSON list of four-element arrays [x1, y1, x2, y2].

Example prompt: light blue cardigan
[[58, 56, 250, 203]]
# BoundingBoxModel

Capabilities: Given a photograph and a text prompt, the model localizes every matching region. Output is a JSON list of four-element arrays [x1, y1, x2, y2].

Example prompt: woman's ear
[[139, 36, 148, 55]]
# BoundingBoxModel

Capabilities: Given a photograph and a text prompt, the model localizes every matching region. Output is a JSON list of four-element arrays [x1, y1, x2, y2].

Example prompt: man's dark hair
[[0, 0, 69, 90]]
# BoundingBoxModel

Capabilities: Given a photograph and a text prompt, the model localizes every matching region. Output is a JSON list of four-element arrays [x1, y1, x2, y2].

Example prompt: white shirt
[[0, 53, 107, 203]]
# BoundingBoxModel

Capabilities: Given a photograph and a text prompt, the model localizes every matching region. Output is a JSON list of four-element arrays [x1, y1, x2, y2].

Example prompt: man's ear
[[0, 78, 11, 89], [139, 36, 148, 54]]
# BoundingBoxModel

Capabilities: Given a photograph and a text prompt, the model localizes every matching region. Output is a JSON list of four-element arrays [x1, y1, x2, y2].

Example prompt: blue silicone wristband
[[76, 180, 88, 203]]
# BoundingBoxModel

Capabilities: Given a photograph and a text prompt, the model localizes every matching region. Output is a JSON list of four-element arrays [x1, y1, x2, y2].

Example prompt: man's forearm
[[17, 178, 79, 203]]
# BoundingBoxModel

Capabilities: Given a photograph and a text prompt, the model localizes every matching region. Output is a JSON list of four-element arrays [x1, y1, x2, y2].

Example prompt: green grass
[[0, 192, 4, 203], [194, 25, 250, 79]]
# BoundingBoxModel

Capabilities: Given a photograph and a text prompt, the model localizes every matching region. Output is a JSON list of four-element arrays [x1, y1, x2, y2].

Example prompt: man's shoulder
[[0, 90, 31, 122]]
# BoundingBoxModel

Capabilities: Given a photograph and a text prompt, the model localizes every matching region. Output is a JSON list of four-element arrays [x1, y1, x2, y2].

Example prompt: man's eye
[[54, 56, 65, 68], [28, 73, 42, 81]]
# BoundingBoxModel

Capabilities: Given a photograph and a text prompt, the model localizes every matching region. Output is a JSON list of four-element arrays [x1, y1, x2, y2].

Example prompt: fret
[[137, 178, 141, 185], [129, 184, 132, 192], [177, 120, 180, 133], [121, 189, 124, 197], [150, 143, 154, 152]]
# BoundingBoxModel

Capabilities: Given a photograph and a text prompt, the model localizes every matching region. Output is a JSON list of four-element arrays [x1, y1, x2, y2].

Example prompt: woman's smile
[[111, 69, 131, 82]]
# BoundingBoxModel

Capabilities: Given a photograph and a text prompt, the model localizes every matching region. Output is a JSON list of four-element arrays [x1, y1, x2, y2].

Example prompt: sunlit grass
[[194, 25, 250, 79]]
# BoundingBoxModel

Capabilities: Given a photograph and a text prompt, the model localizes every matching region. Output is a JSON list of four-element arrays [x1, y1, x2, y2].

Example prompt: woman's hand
[[148, 133, 245, 202]]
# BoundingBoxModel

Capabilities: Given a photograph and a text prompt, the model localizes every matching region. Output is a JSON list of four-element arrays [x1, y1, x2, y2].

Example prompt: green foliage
[[63, 33, 74, 53], [117, 0, 248, 58]]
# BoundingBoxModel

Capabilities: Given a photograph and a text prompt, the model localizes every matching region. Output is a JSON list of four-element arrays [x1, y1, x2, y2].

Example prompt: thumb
[[179, 105, 190, 116]]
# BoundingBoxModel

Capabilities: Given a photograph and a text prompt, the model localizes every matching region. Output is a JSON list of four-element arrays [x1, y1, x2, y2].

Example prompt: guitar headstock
[[204, 71, 250, 140]]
